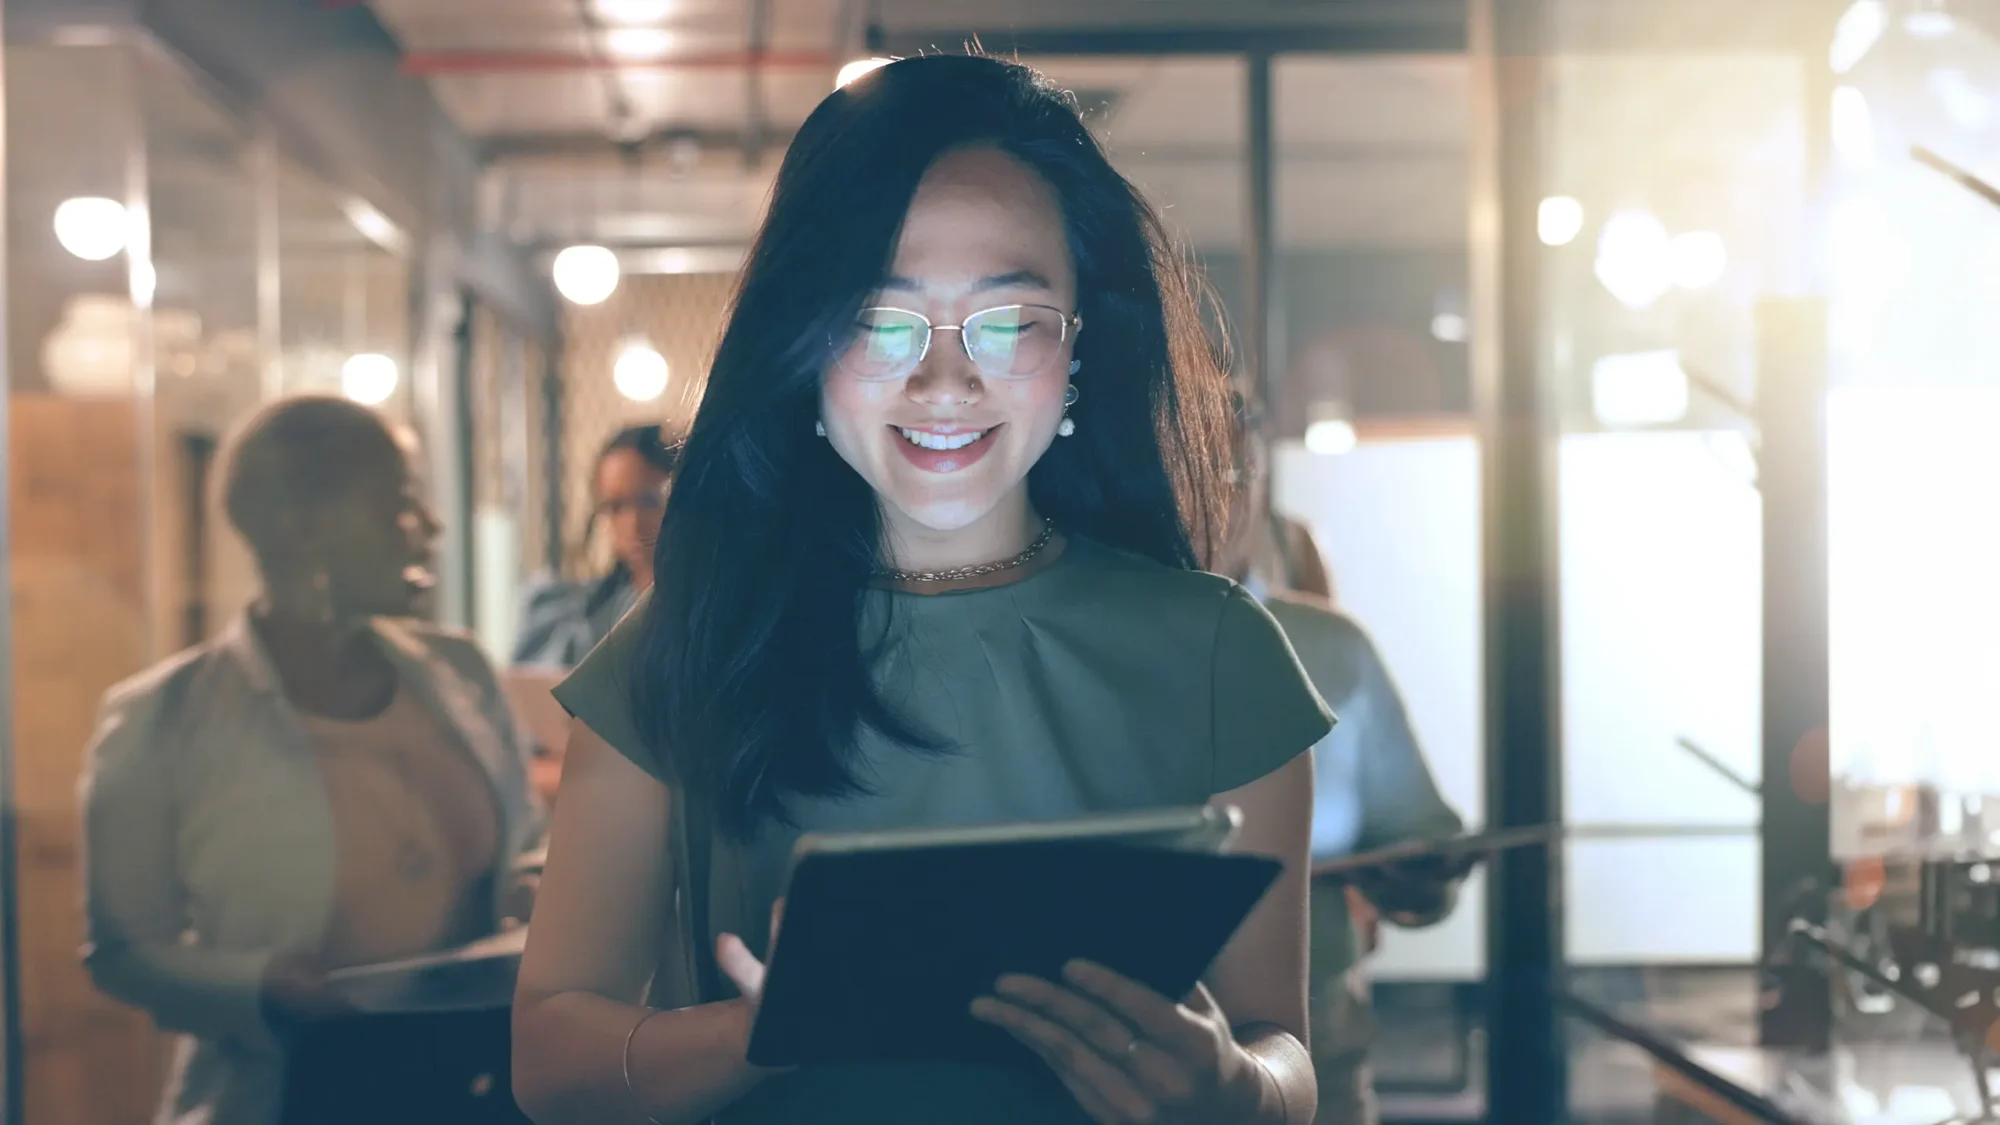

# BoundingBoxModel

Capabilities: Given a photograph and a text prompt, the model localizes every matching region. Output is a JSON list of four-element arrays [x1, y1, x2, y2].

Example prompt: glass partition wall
[[1268, 55, 1488, 1115], [5, 42, 154, 1125], [1543, 38, 1808, 1120], [2, 36, 428, 1125], [275, 160, 413, 419]]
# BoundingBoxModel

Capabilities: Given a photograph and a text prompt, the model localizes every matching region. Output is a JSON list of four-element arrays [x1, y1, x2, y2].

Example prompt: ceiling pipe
[[402, 48, 839, 76], [567, 0, 638, 142], [744, 0, 773, 171]]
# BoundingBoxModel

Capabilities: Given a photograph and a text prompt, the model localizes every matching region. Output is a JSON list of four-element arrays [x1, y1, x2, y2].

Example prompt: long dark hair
[[634, 53, 1231, 839]]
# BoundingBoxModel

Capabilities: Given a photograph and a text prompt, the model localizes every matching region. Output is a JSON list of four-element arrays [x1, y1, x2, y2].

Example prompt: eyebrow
[[879, 269, 1055, 294]]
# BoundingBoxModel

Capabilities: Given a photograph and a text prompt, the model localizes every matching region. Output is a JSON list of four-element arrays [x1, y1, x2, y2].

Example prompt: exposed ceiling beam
[[402, 48, 838, 76], [566, 0, 639, 139], [879, 22, 1467, 57], [744, 0, 774, 170], [480, 126, 802, 163], [526, 238, 749, 262], [484, 134, 1462, 166]]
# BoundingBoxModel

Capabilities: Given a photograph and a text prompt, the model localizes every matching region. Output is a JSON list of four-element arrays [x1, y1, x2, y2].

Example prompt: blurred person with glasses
[[511, 424, 682, 670], [1233, 403, 1334, 602], [1218, 386, 1466, 1125]]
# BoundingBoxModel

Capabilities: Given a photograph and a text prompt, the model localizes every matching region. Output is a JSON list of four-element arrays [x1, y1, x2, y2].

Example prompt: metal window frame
[[1468, 2, 1566, 1122], [0, 13, 22, 1125]]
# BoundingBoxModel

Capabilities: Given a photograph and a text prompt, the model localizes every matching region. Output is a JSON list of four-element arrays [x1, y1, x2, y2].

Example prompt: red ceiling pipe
[[402, 48, 839, 76]]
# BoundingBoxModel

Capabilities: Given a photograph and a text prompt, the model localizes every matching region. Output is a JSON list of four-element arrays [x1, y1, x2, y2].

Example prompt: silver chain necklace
[[875, 520, 1056, 584]]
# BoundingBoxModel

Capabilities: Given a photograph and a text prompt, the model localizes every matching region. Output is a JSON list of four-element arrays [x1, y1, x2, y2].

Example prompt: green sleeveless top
[[554, 535, 1333, 1125]]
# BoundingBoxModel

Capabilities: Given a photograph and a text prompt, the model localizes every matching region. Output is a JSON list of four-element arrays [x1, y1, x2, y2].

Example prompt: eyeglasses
[[836, 304, 1081, 382], [594, 479, 673, 520]]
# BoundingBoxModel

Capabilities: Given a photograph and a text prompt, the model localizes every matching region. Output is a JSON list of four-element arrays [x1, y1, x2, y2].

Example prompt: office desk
[[1565, 992, 1992, 1125], [1654, 1043, 1996, 1125]]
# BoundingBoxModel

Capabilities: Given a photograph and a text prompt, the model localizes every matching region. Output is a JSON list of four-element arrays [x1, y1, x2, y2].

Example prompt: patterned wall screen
[[553, 272, 737, 578]]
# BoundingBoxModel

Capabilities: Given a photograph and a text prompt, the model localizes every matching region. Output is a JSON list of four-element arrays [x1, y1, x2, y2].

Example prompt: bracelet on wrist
[[622, 1007, 669, 1125]]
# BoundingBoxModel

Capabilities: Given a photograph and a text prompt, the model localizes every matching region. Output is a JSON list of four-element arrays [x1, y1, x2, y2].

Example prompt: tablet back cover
[[747, 841, 1281, 1068]]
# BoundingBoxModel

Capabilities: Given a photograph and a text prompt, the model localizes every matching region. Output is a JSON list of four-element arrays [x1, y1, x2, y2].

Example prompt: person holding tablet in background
[[80, 397, 544, 1125], [513, 54, 1329, 1125], [1218, 386, 1467, 1125], [510, 424, 681, 799]]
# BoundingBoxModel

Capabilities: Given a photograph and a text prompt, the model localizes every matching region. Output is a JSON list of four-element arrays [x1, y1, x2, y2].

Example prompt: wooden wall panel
[[9, 393, 163, 1124]]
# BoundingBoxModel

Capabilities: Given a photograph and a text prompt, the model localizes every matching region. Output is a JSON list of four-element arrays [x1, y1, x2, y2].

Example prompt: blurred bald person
[[79, 395, 543, 1125]]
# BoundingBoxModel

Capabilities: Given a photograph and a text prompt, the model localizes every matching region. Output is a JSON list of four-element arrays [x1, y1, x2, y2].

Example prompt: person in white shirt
[[79, 395, 543, 1125]]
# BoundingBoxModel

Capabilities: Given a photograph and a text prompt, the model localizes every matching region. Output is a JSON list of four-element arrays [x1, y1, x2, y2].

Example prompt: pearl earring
[[814, 420, 827, 437], [1058, 382, 1079, 437]]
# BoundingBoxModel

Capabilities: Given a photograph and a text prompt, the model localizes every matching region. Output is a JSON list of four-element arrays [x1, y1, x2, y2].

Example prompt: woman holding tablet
[[513, 54, 1331, 1125]]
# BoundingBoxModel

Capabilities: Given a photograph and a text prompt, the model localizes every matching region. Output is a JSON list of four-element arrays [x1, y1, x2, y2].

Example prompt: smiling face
[[820, 145, 1078, 557]]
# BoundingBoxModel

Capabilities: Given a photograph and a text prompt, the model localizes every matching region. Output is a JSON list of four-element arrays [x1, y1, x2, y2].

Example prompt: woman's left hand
[[971, 960, 1271, 1125]]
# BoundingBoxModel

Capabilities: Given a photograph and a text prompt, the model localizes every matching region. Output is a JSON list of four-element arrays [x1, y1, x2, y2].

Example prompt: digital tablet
[[746, 806, 1280, 1069], [1309, 823, 1561, 878], [323, 928, 527, 1013], [795, 804, 1244, 858], [282, 1005, 530, 1125]]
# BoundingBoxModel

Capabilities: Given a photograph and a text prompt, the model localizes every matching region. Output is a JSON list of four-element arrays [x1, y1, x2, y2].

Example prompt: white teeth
[[898, 427, 986, 451]]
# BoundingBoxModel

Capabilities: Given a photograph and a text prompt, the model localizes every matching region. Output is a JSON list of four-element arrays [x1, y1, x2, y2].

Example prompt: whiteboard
[[1274, 437, 1486, 979], [1273, 430, 1764, 974]]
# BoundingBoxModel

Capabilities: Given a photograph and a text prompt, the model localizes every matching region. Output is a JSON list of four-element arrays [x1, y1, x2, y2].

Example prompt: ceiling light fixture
[[341, 198, 408, 255], [553, 245, 621, 305], [613, 341, 670, 401], [54, 196, 130, 261], [603, 26, 674, 60], [1537, 195, 1586, 246], [1593, 209, 1676, 310], [341, 353, 401, 406], [591, 0, 674, 24]]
